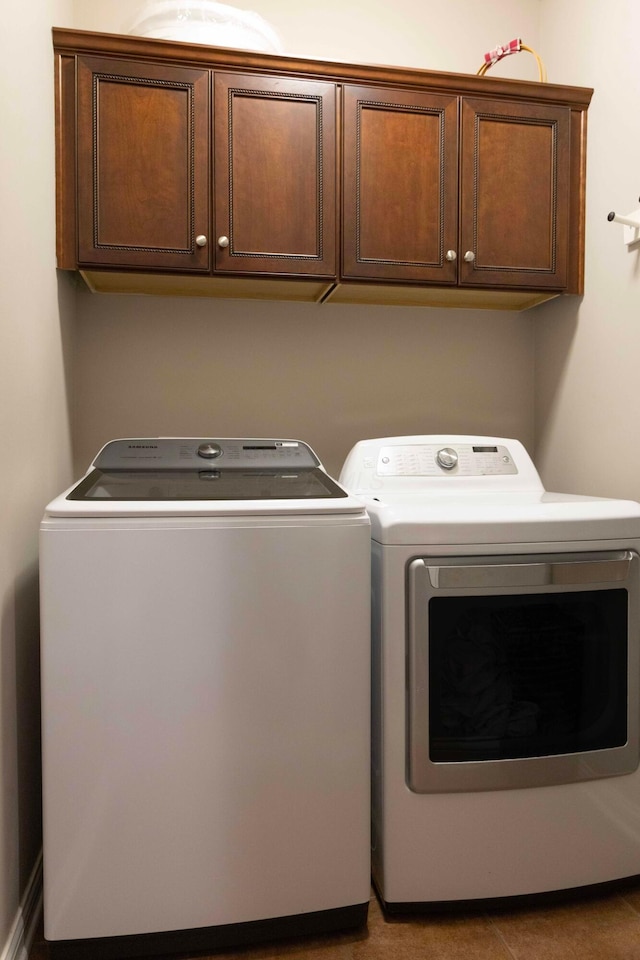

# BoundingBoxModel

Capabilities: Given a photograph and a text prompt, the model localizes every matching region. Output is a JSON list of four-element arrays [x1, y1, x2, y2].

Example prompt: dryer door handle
[[426, 554, 633, 589]]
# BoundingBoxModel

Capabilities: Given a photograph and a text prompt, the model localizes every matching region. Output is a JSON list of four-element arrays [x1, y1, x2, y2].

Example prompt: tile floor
[[29, 879, 640, 960]]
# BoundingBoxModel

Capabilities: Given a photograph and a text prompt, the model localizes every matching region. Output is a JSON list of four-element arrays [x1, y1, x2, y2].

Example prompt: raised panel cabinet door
[[342, 85, 459, 283], [214, 74, 336, 277], [77, 56, 210, 271], [459, 98, 571, 289]]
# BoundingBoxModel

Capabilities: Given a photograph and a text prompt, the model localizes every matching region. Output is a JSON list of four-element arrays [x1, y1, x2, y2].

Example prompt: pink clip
[[483, 38, 521, 66]]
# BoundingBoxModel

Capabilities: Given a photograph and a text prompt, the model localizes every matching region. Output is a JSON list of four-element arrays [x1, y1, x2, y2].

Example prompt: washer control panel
[[93, 438, 320, 471], [377, 443, 518, 477]]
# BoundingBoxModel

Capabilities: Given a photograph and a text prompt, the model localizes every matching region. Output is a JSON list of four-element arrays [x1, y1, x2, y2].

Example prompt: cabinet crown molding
[[52, 27, 593, 109]]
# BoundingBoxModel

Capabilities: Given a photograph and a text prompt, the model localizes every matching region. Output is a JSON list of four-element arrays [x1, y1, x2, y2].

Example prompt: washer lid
[[45, 438, 367, 518], [68, 466, 346, 503]]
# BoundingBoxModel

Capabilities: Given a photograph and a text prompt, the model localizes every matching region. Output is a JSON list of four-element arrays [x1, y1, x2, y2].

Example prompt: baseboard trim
[[1, 851, 43, 960]]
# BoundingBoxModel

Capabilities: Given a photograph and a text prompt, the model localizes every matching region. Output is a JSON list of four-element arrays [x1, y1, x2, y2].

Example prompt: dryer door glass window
[[407, 552, 640, 793], [428, 590, 627, 762]]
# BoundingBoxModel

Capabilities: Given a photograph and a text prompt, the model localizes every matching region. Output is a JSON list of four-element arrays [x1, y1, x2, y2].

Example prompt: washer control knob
[[436, 447, 459, 470], [197, 442, 222, 459]]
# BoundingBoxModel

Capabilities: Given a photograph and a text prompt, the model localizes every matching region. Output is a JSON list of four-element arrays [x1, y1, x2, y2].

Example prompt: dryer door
[[407, 550, 640, 793]]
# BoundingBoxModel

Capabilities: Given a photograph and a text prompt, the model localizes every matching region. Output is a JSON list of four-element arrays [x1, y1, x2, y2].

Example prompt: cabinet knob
[[217, 236, 230, 249], [195, 235, 208, 247], [445, 250, 457, 262], [464, 250, 476, 262]]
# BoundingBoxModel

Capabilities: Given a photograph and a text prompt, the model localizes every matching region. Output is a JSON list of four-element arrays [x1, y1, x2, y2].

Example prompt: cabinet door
[[77, 56, 210, 271], [342, 86, 459, 283], [459, 98, 571, 289], [214, 74, 336, 277]]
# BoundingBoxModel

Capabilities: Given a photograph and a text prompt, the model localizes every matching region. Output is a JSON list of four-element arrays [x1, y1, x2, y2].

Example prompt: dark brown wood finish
[[459, 98, 571, 288], [76, 56, 210, 270], [567, 106, 588, 294], [214, 74, 336, 276], [53, 28, 593, 306], [55, 54, 77, 269], [342, 86, 458, 283]]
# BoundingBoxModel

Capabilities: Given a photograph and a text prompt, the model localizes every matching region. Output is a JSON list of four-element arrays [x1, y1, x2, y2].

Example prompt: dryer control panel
[[339, 435, 544, 495], [377, 443, 518, 477]]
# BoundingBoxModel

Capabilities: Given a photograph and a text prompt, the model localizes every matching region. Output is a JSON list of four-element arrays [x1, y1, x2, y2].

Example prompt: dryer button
[[436, 447, 458, 470]]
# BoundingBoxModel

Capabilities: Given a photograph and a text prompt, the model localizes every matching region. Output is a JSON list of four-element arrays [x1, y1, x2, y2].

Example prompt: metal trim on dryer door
[[407, 550, 640, 793]]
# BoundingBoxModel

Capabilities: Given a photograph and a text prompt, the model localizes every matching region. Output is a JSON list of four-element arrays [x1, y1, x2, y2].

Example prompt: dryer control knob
[[436, 447, 458, 470], [198, 442, 222, 459]]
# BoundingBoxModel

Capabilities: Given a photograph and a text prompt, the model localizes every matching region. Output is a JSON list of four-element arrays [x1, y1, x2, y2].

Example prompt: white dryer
[[340, 435, 640, 909], [40, 438, 370, 958]]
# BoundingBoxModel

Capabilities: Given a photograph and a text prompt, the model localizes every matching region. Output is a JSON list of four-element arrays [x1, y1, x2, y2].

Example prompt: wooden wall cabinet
[[342, 87, 571, 291], [459, 98, 570, 290], [342, 86, 459, 285], [54, 28, 593, 310], [213, 73, 335, 277], [66, 52, 335, 280], [75, 56, 210, 272]]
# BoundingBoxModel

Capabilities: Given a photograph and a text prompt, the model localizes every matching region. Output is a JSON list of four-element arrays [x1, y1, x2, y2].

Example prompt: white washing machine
[[40, 438, 370, 959], [340, 435, 640, 909]]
